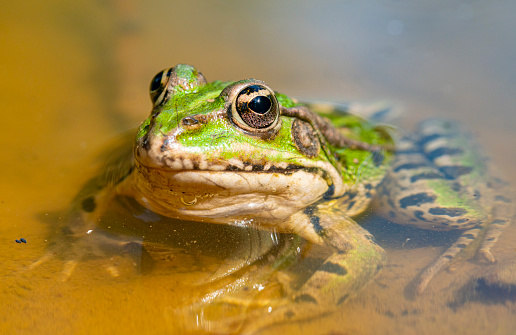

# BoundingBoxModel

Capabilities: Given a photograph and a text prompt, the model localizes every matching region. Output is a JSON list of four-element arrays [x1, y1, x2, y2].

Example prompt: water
[[1, 1, 515, 334]]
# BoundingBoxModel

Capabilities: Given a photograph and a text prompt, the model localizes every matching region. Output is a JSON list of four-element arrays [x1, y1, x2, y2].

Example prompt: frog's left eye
[[232, 84, 279, 132], [149, 64, 208, 108], [149, 68, 172, 107]]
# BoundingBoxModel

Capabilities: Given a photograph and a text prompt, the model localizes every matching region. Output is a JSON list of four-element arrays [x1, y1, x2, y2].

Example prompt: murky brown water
[[2, 1, 516, 334]]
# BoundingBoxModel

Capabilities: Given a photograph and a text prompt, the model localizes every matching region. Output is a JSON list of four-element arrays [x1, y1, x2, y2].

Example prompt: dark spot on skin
[[456, 218, 469, 224], [337, 294, 350, 305], [495, 195, 511, 203], [485, 237, 496, 241], [310, 216, 324, 235], [463, 234, 476, 239], [82, 197, 96, 213], [365, 192, 372, 199], [347, 201, 356, 211], [451, 182, 462, 192], [319, 262, 348, 276], [419, 133, 443, 146], [294, 294, 318, 304], [399, 193, 436, 209], [372, 151, 384, 166], [492, 219, 507, 225], [15, 239, 21, 243], [371, 107, 391, 120], [304, 206, 315, 216], [410, 172, 443, 183], [365, 234, 375, 242], [428, 207, 468, 217], [396, 148, 420, 155], [373, 151, 385, 167], [413, 210, 427, 221], [364, 183, 373, 190], [284, 310, 295, 318], [457, 244, 467, 249], [439, 166, 473, 179], [387, 198, 396, 209], [444, 255, 454, 260], [323, 184, 335, 199], [427, 147, 464, 160], [393, 162, 429, 172], [345, 192, 357, 201]]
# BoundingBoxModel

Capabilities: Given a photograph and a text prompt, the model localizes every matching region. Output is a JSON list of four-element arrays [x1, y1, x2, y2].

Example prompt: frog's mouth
[[133, 159, 336, 223]]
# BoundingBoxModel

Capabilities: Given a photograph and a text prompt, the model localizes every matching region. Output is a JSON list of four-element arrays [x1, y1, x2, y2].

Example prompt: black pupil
[[150, 72, 163, 91], [248, 96, 271, 114]]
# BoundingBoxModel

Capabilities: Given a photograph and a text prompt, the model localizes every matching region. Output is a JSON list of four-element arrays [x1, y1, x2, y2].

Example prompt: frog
[[33, 64, 513, 332]]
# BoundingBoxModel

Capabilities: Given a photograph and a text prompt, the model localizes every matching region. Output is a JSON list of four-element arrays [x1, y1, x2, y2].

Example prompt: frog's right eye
[[149, 68, 172, 107]]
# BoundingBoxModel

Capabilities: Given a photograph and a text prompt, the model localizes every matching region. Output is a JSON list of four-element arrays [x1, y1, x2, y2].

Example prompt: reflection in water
[[102, 197, 307, 333]]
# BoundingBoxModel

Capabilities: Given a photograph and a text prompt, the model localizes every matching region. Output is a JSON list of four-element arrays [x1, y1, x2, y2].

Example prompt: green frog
[[35, 64, 512, 331]]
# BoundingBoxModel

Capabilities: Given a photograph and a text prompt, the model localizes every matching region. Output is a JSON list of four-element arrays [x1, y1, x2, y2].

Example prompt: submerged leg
[[376, 118, 514, 293], [238, 206, 385, 333]]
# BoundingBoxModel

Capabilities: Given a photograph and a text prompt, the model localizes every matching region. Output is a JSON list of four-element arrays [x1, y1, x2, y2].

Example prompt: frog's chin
[[131, 165, 331, 223]]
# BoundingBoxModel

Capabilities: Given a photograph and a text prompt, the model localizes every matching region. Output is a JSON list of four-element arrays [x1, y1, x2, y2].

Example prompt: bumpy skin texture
[[35, 64, 512, 333]]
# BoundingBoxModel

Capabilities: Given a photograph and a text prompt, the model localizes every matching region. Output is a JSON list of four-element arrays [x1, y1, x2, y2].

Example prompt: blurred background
[[1, 1, 515, 334]]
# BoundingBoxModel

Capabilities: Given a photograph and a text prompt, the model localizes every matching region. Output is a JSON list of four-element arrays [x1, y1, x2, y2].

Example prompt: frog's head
[[133, 64, 342, 224]]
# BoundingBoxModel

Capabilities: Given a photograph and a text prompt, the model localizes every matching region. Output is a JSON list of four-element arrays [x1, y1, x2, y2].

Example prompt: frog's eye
[[232, 84, 279, 131], [149, 68, 172, 107], [149, 65, 208, 108]]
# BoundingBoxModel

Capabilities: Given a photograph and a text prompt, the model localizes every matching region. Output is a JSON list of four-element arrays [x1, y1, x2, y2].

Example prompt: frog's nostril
[[182, 116, 199, 126], [181, 116, 204, 131]]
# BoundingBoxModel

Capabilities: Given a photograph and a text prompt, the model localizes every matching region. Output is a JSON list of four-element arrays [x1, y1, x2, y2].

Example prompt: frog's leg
[[237, 204, 385, 332], [374, 118, 514, 293]]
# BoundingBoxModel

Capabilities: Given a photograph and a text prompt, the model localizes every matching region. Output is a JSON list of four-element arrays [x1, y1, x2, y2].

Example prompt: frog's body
[[39, 64, 512, 331]]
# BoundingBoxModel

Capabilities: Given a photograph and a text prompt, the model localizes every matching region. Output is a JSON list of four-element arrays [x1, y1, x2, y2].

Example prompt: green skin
[[37, 64, 512, 332]]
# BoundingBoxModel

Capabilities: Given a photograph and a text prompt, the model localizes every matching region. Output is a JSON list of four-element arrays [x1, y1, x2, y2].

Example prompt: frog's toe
[[478, 248, 496, 263]]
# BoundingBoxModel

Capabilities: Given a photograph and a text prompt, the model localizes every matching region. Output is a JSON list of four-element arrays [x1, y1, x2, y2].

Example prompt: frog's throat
[[130, 163, 344, 225]]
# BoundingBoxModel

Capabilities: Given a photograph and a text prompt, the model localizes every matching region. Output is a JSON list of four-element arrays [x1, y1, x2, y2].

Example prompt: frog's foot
[[415, 226, 483, 294], [29, 232, 144, 281], [416, 210, 513, 294], [478, 177, 514, 263]]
